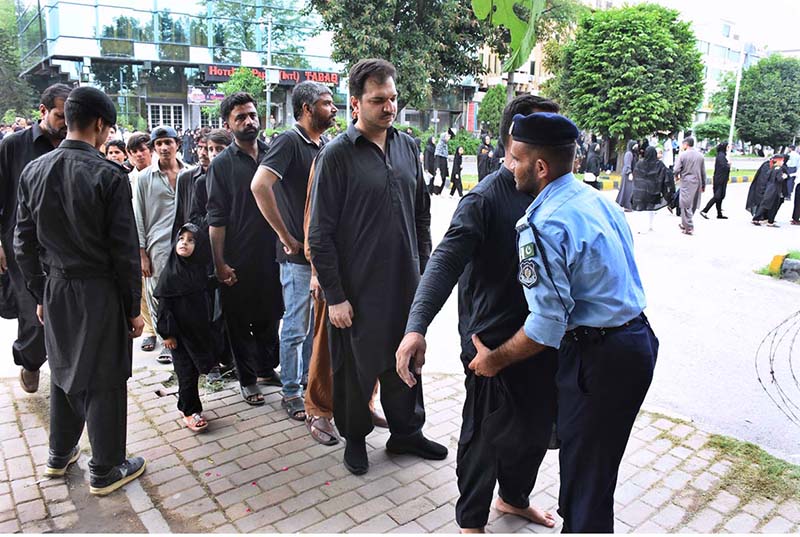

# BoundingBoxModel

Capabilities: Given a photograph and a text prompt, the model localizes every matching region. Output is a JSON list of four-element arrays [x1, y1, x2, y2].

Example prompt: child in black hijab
[[154, 223, 219, 432]]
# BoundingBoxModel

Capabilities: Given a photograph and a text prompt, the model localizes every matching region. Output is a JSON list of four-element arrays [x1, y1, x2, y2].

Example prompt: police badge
[[518, 258, 538, 288]]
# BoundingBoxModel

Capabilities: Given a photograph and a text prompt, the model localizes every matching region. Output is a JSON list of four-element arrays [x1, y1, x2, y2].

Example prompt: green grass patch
[[787, 250, 800, 260], [708, 434, 800, 501], [756, 265, 781, 278], [161, 371, 177, 389]]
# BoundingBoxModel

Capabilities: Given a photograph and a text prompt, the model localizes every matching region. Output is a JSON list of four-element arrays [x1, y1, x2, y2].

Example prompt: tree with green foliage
[[544, 4, 703, 169], [725, 55, 800, 149], [0, 0, 37, 118], [473, 0, 586, 101], [693, 117, 731, 144], [203, 67, 267, 123], [309, 0, 485, 111], [478, 84, 506, 134]]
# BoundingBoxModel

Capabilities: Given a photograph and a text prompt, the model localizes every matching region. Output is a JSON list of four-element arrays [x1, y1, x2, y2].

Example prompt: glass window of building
[[148, 104, 184, 130], [722, 23, 731, 38]]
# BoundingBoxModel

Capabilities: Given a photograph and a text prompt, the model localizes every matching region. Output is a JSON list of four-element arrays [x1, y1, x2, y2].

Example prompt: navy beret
[[510, 112, 579, 146], [66, 87, 117, 126]]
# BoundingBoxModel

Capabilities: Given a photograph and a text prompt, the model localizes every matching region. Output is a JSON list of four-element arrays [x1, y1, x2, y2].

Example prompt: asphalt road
[[2, 180, 799, 463]]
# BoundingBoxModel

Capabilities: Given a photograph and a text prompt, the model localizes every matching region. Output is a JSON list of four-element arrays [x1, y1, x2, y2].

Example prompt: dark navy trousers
[[556, 315, 658, 533]]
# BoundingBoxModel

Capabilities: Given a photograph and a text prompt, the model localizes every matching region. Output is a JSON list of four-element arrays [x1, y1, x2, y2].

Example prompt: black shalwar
[[309, 124, 431, 441], [206, 140, 283, 387], [14, 139, 141, 474]]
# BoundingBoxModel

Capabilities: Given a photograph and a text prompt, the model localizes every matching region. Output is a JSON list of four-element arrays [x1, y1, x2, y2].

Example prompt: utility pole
[[728, 41, 746, 152], [266, 12, 273, 129]]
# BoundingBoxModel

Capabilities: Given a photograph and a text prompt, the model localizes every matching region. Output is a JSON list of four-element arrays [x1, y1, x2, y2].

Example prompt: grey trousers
[[679, 177, 702, 230]]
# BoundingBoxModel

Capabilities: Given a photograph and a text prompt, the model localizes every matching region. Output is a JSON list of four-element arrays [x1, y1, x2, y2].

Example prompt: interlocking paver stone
[[725, 512, 759, 533], [688, 507, 724, 532], [760, 516, 794, 533]]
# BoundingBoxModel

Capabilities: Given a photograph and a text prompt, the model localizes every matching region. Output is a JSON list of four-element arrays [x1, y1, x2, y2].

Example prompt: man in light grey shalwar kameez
[[673, 136, 706, 235]]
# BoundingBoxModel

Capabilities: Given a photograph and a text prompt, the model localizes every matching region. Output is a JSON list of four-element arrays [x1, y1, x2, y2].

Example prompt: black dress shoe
[[717, 215, 728, 219], [89, 457, 146, 496], [45, 446, 80, 477], [386, 432, 448, 460], [700, 211, 709, 219], [343, 437, 368, 475]]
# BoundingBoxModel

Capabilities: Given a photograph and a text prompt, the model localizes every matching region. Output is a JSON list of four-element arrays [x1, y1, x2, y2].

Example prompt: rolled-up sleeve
[[521, 219, 573, 349]]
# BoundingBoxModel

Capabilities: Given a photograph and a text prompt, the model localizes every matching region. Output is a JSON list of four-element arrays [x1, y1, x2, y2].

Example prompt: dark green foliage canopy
[[545, 4, 704, 143], [0, 0, 37, 117], [730, 55, 800, 148], [477, 84, 506, 134], [693, 116, 731, 144], [309, 0, 485, 111]]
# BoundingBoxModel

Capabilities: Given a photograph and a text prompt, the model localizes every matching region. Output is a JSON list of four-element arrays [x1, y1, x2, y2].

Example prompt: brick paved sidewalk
[[2, 370, 799, 533]]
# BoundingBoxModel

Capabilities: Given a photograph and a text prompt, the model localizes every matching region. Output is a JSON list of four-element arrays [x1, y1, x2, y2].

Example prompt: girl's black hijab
[[634, 146, 663, 179], [153, 223, 211, 299]]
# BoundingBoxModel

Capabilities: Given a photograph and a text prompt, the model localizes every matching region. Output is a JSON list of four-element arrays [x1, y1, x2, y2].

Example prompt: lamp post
[[262, 13, 274, 129], [728, 41, 746, 152]]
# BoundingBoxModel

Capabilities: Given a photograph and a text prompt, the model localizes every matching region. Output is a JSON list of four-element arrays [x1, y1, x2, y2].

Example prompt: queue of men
[[1, 62, 658, 532]]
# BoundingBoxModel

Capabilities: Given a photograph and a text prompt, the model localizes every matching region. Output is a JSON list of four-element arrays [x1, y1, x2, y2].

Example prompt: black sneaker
[[717, 215, 729, 219], [89, 457, 146, 496], [700, 211, 709, 219], [343, 437, 368, 475], [45, 446, 80, 477], [386, 432, 448, 460]]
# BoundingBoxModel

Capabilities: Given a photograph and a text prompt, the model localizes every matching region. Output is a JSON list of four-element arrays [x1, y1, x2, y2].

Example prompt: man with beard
[[673, 136, 706, 235], [207, 92, 283, 405], [0, 83, 72, 392], [134, 127, 187, 364], [308, 59, 446, 475], [173, 130, 210, 235], [396, 95, 559, 532], [469, 112, 657, 533], [251, 81, 337, 420], [14, 86, 145, 495]]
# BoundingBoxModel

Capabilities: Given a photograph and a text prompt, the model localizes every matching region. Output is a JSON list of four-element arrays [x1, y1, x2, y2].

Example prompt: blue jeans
[[279, 262, 313, 399]]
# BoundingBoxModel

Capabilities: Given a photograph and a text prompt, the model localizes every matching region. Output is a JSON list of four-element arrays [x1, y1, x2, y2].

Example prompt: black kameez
[[309, 124, 431, 439], [746, 161, 772, 216], [631, 146, 670, 211], [477, 142, 493, 181]]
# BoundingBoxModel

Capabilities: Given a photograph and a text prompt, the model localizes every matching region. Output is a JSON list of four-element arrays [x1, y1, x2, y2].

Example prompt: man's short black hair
[[682, 136, 695, 147], [41, 83, 72, 110], [519, 141, 577, 178], [349, 59, 397, 99], [220, 92, 257, 122], [105, 139, 127, 155], [126, 132, 151, 153], [207, 128, 233, 147], [500, 94, 559, 150]]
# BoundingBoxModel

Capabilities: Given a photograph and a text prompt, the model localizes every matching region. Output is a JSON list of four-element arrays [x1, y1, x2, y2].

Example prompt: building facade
[[16, 0, 345, 130]]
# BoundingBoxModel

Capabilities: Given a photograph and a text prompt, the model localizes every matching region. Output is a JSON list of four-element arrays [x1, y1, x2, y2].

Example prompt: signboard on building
[[203, 65, 340, 87], [188, 86, 226, 105]]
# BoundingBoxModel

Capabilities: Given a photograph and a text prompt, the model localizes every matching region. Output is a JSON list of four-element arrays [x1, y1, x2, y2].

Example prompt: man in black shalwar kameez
[[308, 59, 447, 475], [397, 95, 559, 532], [14, 87, 145, 495]]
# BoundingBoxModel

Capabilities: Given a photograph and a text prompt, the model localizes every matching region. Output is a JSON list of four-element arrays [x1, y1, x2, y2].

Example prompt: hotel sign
[[204, 65, 340, 86]]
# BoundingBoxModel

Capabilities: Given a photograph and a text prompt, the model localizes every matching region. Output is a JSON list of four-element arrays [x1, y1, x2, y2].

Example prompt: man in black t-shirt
[[251, 81, 338, 421]]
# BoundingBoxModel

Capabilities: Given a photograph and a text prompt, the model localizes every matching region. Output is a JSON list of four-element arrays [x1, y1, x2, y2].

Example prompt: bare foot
[[494, 497, 556, 528], [460, 528, 484, 534]]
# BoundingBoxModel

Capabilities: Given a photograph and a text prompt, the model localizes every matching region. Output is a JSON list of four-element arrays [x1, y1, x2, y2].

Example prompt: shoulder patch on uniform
[[515, 222, 529, 233], [519, 242, 535, 261], [518, 258, 538, 288]]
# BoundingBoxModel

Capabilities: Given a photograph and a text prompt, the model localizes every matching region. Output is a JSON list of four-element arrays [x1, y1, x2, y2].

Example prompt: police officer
[[468, 112, 658, 533]]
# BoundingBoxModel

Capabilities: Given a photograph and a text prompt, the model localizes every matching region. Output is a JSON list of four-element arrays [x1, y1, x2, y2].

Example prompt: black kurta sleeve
[[206, 157, 232, 228], [405, 193, 486, 336], [189, 175, 208, 229], [414, 154, 432, 273], [106, 173, 142, 318], [13, 170, 45, 303], [155, 296, 179, 340], [0, 140, 10, 234], [308, 149, 347, 305]]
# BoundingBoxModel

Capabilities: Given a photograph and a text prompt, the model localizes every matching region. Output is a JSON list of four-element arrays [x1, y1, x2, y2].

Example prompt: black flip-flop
[[241, 384, 265, 406]]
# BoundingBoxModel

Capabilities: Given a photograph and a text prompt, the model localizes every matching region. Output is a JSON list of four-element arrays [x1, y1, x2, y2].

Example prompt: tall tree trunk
[[506, 71, 515, 103]]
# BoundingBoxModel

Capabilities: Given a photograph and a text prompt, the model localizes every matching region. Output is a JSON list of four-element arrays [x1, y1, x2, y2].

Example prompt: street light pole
[[728, 41, 745, 152], [266, 12, 273, 129]]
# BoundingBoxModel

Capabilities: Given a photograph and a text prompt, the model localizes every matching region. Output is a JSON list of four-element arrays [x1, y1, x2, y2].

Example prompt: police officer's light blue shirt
[[516, 173, 646, 349]]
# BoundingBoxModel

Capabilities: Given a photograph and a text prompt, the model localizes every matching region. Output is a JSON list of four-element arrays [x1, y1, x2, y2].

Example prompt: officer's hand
[[140, 251, 152, 278], [281, 235, 303, 256], [0, 245, 6, 274], [129, 315, 144, 339], [36, 304, 44, 325], [395, 332, 426, 388], [216, 264, 238, 286], [329, 300, 354, 329], [468, 334, 500, 377]]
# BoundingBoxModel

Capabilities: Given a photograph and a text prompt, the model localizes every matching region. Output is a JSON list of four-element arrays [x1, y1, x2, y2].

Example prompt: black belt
[[563, 312, 647, 343], [47, 267, 113, 280]]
